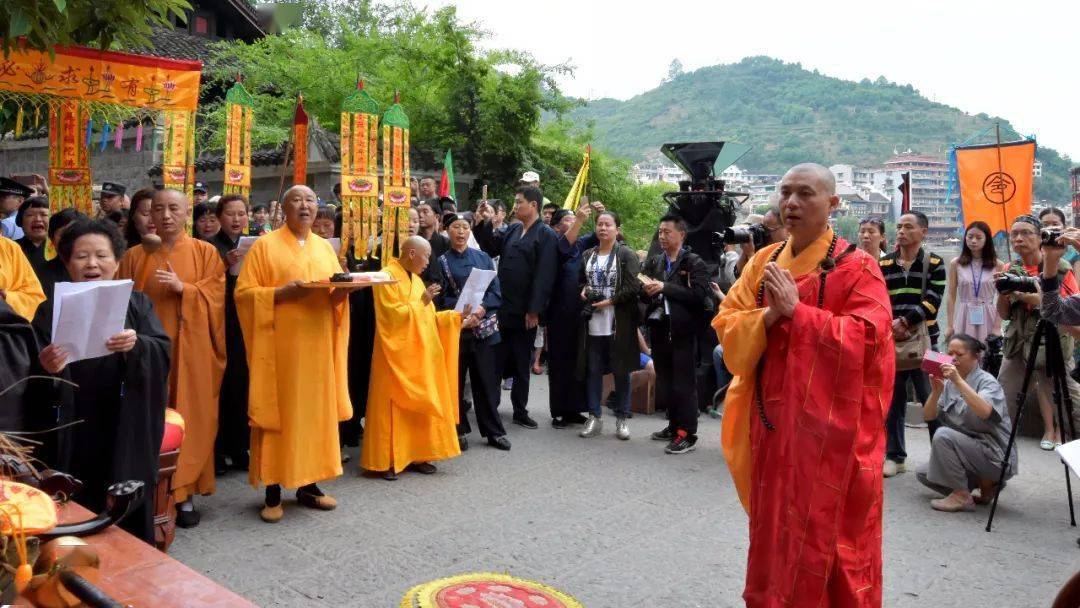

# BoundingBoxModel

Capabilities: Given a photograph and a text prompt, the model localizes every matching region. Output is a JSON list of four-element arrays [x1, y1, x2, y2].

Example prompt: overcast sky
[[424, 0, 1079, 160]]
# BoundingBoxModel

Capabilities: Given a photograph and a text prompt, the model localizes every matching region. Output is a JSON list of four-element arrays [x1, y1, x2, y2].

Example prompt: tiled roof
[[137, 27, 217, 64]]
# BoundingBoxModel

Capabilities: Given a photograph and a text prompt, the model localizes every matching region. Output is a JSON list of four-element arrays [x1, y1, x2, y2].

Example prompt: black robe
[[31, 291, 170, 544], [340, 250, 377, 446], [35, 257, 70, 303], [0, 299, 40, 432], [210, 231, 250, 463], [15, 237, 47, 280], [545, 233, 596, 418]]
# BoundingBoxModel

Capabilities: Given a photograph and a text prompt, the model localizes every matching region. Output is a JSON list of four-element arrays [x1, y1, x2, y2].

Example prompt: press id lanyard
[[969, 264, 985, 325]]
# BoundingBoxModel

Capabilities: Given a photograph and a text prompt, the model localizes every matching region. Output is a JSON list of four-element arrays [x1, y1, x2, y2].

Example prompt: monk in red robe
[[713, 163, 894, 607]]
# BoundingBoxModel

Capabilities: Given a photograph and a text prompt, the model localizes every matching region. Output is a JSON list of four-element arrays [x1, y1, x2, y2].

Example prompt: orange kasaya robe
[[0, 236, 45, 321], [712, 229, 895, 608], [361, 257, 461, 474], [117, 233, 225, 502], [234, 228, 352, 489]]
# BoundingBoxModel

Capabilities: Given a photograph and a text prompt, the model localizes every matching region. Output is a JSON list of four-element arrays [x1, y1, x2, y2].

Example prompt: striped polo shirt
[[879, 247, 947, 345]]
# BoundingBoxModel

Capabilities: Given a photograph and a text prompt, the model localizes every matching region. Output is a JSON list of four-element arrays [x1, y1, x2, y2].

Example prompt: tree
[[663, 58, 684, 84], [1, 0, 190, 55]]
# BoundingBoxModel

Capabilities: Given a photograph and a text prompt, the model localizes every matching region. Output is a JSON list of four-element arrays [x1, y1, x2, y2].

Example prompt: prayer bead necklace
[[752, 233, 843, 431]]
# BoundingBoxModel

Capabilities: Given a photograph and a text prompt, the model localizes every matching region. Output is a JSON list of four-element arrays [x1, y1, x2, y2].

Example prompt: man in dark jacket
[[474, 186, 558, 429], [641, 214, 711, 454]]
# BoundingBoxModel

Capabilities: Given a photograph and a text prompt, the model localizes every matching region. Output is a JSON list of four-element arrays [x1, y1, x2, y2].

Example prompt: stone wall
[[0, 129, 162, 192]]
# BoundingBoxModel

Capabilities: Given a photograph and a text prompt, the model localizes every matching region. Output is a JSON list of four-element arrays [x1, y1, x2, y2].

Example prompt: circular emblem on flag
[[982, 171, 1016, 205], [401, 573, 583, 608]]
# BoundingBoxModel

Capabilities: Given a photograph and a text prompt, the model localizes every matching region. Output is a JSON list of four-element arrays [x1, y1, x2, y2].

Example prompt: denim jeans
[[586, 335, 629, 418], [886, 368, 940, 463], [713, 344, 732, 389]]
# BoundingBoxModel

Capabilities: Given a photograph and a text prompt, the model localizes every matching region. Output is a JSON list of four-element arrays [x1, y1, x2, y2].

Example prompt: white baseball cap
[[519, 171, 540, 183]]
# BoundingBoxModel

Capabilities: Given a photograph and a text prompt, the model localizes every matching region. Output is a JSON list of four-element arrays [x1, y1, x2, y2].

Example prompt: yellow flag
[[562, 146, 591, 210]]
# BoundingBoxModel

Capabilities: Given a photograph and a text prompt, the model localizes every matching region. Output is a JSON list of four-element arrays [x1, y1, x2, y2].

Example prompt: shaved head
[[282, 185, 316, 207], [783, 163, 836, 196], [150, 188, 190, 238], [399, 235, 432, 274], [777, 163, 840, 247]]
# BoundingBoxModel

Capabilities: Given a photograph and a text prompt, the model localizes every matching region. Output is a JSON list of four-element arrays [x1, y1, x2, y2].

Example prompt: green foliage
[[1, 0, 190, 55], [567, 56, 1075, 203], [201, 2, 573, 194]]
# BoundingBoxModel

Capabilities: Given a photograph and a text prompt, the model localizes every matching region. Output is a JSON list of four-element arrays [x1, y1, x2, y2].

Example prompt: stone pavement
[[170, 378, 1080, 607]]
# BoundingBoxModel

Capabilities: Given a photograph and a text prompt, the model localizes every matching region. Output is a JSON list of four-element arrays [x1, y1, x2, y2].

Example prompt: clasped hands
[[39, 329, 137, 374], [929, 362, 960, 393], [761, 263, 798, 325]]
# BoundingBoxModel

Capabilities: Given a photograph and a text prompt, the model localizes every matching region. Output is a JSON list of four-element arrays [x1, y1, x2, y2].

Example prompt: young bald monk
[[117, 188, 225, 528], [362, 236, 464, 480], [713, 163, 894, 607], [236, 185, 363, 522]]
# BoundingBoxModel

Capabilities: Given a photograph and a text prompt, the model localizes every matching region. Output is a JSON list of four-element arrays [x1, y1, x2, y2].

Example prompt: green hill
[[565, 56, 1073, 203]]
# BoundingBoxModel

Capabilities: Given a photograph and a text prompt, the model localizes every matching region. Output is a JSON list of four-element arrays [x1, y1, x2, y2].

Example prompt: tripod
[[986, 319, 1079, 532]]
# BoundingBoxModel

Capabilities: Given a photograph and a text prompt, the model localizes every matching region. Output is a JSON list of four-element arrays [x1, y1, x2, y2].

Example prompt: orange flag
[[957, 139, 1036, 235]]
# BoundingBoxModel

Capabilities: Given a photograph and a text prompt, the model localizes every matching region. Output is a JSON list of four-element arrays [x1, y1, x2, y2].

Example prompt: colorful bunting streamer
[[293, 94, 309, 187], [380, 92, 411, 265], [222, 79, 254, 196], [338, 81, 381, 262]]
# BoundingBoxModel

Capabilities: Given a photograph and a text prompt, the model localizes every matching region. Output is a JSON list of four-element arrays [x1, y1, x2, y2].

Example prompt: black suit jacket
[[640, 249, 711, 336]]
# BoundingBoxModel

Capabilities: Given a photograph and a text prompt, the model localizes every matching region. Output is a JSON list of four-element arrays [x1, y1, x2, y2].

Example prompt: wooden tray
[[301, 278, 396, 288]]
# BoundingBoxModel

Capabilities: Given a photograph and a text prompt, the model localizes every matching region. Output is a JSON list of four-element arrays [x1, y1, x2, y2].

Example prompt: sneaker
[[458, 434, 469, 451], [551, 417, 568, 429], [615, 418, 630, 440], [883, 459, 906, 478], [564, 413, 588, 425], [513, 414, 538, 429], [580, 415, 603, 438], [651, 427, 674, 441], [665, 431, 697, 454]]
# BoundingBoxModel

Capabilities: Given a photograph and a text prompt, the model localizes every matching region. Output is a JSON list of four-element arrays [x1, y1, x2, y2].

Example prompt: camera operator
[[916, 334, 1017, 512], [734, 201, 787, 277], [995, 215, 1080, 449]]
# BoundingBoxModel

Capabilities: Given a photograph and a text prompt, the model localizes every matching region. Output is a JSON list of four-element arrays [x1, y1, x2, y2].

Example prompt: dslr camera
[[581, 288, 604, 320], [1042, 227, 1063, 247], [714, 223, 770, 250], [994, 274, 1039, 294]]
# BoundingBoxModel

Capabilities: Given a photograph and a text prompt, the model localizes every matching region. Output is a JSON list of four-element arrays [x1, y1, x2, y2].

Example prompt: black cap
[[193, 181, 207, 193], [0, 177, 32, 198], [549, 209, 572, 227], [442, 211, 473, 231], [100, 181, 126, 197]]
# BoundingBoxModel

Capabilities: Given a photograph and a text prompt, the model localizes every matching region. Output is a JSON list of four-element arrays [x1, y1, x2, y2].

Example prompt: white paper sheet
[[1057, 439, 1080, 478], [51, 280, 134, 363], [453, 268, 497, 313], [230, 236, 260, 275]]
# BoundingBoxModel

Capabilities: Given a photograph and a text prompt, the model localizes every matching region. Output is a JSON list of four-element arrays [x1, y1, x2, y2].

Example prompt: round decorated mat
[[401, 573, 583, 608], [0, 480, 58, 535]]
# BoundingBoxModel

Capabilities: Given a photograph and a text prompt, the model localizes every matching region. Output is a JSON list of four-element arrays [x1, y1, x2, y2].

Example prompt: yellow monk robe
[[235, 228, 352, 489], [117, 234, 225, 502], [0, 236, 45, 321], [362, 257, 462, 473]]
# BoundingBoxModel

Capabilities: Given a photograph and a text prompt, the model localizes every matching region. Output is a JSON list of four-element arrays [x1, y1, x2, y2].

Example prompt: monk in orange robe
[[0, 235, 45, 321], [713, 163, 894, 608], [235, 185, 362, 522], [362, 236, 463, 480], [117, 188, 225, 528]]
